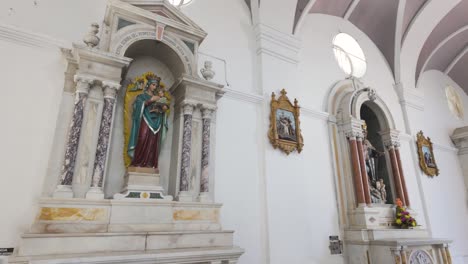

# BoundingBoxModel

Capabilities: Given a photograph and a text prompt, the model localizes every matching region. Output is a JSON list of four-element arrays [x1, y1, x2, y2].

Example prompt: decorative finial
[[367, 88, 377, 101], [200, 60, 215, 80], [83, 23, 100, 48], [280, 89, 287, 96]]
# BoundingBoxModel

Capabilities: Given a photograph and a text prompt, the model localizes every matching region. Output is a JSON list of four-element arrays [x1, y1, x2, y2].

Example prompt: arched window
[[332, 33, 367, 78]]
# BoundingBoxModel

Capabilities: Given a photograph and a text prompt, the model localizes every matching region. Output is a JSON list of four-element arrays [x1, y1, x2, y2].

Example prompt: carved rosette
[[91, 82, 120, 187], [200, 107, 214, 193], [180, 103, 195, 192], [59, 76, 93, 185]]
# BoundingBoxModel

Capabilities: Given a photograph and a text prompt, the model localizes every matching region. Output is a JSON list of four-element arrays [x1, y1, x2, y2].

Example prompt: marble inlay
[[200, 117, 211, 192], [180, 113, 193, 192], [60, 92, 88, 186], [38, 207, 107, 221], [92, 98, 115, 187], [173, 209, 219, 221]]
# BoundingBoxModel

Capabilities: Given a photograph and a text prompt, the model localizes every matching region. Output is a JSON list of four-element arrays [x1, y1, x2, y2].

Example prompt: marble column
[[198, 107, 214, 202], [178, 103, 195, 201], [86, 81, 120, 199], [395, 147, 411, 207], [347, 133, 366, 206], [54, 75, 94, 198], [356, 137, 372, 205], [444, 244, 452, 264], [390, 247, 402, 264], [388, 145, 407, 206]]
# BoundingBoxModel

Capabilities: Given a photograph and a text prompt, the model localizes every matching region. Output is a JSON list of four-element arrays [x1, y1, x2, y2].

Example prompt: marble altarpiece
[[327, 78, 452, 264], [8, 1, 243, 263]]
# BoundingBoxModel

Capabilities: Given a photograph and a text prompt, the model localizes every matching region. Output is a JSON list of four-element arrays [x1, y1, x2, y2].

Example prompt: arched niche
[[109, 24, 195, 77], [326, 78, 407, 230], [104, 39, 185, 198]]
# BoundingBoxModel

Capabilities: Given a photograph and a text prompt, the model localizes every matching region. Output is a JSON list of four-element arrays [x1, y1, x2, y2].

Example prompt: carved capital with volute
[[380, 129, 401, 150]]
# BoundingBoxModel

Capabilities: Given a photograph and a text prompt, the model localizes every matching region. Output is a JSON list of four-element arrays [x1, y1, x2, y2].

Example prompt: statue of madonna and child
[[124, 72, 171, 174]]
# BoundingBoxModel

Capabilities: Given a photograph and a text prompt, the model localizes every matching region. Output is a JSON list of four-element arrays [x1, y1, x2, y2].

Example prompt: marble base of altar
[[349, 205, 418, 229], [346, 238, 452, 264], [9, 197, 243, 263], [114, 170, 172, 200]]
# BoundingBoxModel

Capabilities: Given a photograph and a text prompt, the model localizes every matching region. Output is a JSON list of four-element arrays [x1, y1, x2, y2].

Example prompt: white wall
[[417, 70, 468, 263], [1, 1, 468, 264], [0, 38, 65, 247]]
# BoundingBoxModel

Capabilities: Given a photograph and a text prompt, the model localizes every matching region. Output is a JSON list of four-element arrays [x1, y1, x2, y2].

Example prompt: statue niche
[[124, 72, 170, 172], [360, 103, 392, 204]]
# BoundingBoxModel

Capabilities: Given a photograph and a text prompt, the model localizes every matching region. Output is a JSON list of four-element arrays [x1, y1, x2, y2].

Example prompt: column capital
[[74, 74, 95, 94], [182, 102, 196, 115], [380, 129, 401, 149], [342, 118, 365, 140], [102, 81, 121, 99], [201, 106, 216, 119]]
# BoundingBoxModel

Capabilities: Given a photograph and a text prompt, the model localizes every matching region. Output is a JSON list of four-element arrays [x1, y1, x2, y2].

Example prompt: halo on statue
[[123, 71, 171, 167]]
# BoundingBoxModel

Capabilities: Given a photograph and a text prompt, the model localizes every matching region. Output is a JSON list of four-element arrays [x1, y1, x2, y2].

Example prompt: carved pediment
[[106, 0, 206, 42]]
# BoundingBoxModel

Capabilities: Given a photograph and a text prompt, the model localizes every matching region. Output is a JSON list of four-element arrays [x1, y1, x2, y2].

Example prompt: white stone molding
[[223, 88, 264, 104], [395, 82, 425, 111], [254, 23, 302, 64], [0, 23, 70, 49]]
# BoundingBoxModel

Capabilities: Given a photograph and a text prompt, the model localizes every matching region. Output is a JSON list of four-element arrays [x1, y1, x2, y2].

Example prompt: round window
[[168, 0, 193, 7], [332, 33, 367, 78]]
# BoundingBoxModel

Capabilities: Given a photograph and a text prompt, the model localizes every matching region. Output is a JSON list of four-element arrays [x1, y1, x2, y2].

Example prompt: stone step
[[9, 246, 244, 264], [16, 230, 234, 257]]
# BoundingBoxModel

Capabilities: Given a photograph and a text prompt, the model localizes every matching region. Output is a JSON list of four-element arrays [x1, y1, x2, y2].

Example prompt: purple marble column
[[200, 108, 214, 194], [87, 82, 120, 198], [58, 75, 93, 187], [179, 103, 195, 193]]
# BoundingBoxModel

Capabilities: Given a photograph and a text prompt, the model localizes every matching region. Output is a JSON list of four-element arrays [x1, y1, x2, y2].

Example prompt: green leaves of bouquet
[[395, 198, 417, 228]]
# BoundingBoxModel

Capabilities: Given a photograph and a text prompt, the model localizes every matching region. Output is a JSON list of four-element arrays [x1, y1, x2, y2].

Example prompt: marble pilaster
[[198, 107, 214, 202], [86, 81, 120, 199], [54, 75, 94, 198], [179, 103, 195, 201]]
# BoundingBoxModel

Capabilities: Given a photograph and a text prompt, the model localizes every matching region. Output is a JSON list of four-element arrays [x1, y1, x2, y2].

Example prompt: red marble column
[[389, 147, 407, 206], [349, 138, 366, 205], [356, 139, 371, 205], [395, 148, 411, 207]]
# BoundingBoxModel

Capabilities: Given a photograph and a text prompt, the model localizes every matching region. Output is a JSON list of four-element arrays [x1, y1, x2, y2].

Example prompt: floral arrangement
[[395, 198, 417, 228]]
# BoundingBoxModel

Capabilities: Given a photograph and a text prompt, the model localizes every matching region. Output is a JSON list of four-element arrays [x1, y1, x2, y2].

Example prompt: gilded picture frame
[[416, 131, 439, 177], [268, 89, 304, 155]]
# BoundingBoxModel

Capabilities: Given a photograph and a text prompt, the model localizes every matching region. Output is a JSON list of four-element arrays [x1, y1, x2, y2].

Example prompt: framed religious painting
[[268, 89, 304, 154], [416, 131, 439, 177]]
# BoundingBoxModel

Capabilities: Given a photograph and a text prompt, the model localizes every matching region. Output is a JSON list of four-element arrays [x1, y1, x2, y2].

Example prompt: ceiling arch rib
[[448, 51, 468, 92], [416, 0, 468, 80], [416, 0, 468, 92], [445, 45, 468, 74], [401, 0, 428, 44]]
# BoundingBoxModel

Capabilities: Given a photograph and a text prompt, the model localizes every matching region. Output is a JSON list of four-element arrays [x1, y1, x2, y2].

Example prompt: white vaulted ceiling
[[285, 0, 468, 93]]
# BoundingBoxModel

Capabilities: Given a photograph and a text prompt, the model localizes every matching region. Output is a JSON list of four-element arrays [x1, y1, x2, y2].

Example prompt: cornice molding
[[223, 88, 263, 104], [0, 23, 70, 49]]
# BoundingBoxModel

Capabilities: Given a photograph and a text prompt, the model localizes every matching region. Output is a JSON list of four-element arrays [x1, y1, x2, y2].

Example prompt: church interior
[[1, 0, 468, 263]]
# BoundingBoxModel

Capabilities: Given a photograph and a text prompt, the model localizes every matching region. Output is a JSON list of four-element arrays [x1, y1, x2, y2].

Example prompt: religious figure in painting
[[125, 72, 170, 170]]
